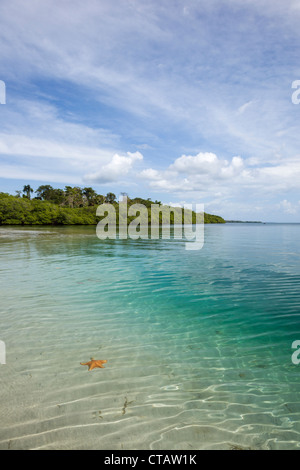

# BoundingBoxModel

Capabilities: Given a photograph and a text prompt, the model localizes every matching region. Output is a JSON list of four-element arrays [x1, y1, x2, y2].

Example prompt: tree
[[95, 194, 105, 205], [35, 185, 64, 205], [64, 186, 84, 208], [35, 185, 54, 201], [83, 187, 98, 206], [105, 192, 116, 204], [23, 185, 34, 200], [0, 189, 226, 226], [50, 188, 65, 205]]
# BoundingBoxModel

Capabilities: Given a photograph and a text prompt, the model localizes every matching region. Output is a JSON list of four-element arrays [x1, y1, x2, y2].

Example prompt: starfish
[[80, 358, 107, 371]]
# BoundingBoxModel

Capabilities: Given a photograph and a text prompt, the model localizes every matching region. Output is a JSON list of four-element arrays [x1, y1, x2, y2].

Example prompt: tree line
[[0, 184, 225, 225], [17, 184, 118, 207]]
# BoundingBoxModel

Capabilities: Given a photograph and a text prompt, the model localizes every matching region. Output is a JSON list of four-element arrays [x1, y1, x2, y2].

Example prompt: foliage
[[0, 187, 225, 225]]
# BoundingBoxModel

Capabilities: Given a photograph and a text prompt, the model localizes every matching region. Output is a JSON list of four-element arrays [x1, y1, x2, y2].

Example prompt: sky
[[1, 0, 300, 221]]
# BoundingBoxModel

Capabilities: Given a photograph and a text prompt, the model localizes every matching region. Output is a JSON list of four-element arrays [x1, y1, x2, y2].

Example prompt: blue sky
[[1, 0, 300, 221]]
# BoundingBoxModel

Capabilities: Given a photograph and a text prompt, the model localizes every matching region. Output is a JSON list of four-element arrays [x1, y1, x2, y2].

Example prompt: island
[[0, 184, 225, 225], [225, 220, 263, 224]]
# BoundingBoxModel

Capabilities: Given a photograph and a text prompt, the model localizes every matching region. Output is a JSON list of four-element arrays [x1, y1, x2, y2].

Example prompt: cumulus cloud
[[170, 153, 219, 174], [139, 152, 246, 192], [139, 150, 300, 201], [84, 151, 143, 184], [170, 152, 244, 179], [139, 168, 160, 180], [277, 199, 300, 215]]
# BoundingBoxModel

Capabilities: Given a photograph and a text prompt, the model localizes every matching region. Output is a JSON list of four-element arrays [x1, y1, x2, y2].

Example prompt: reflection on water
[[0, 224, 300, 449]]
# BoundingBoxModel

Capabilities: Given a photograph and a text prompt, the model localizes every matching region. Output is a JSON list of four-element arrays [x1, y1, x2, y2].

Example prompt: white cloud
[[139, 152, 246, 192], [84, 151, 143, 184], [1, 0, 298, 157], [237, 100, 254, 115], [0, 162, 80, 185], [0, 133, 113, 163], [139, 168, 160, 180], [170, 152, 245, 180], [0, 0, 300, 221], [139, 151, 300, 202], [0, 98, 125, 183], [170, 153, 219, 174], [277, 199, 300, 215]]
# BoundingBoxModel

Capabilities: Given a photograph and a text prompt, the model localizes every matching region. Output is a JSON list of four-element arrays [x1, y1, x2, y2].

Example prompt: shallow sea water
[[0, 223, 300, 450]]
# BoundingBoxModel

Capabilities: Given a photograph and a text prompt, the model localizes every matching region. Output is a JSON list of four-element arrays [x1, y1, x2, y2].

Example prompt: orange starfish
[[80, 358, 107, 371]]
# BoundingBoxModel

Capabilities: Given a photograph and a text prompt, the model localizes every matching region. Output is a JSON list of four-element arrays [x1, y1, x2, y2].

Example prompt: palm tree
[[23, 185, 34, 200]]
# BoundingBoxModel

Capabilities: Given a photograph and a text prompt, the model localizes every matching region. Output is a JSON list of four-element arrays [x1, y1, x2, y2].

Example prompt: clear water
[[0, 224, 300, 450]]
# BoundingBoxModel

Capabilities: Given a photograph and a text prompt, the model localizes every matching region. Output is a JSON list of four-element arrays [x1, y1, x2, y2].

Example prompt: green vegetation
[[0, 185, 225, 225]]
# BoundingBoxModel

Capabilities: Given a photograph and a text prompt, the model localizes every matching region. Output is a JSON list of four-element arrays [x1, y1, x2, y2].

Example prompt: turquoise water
[[0, 223, 300, 450]]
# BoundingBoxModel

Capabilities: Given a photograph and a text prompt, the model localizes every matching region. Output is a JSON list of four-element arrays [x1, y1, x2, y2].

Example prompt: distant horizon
[[1, 183, 299, 225]]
